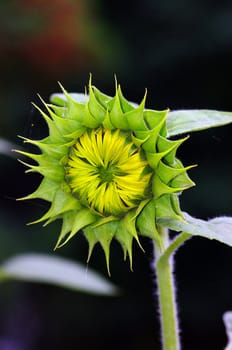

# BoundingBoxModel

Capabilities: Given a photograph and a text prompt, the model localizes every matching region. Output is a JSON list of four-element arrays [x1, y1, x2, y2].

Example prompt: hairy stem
[[154, 227, 180, 350], [158, 232, 191, 264]]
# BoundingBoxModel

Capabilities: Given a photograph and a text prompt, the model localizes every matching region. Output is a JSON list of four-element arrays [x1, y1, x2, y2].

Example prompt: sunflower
[[19, 78, 194, 272]]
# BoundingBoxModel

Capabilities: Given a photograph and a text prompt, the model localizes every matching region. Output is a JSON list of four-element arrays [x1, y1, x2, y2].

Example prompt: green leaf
[[158, 213, 232, 247], [0, 253, 119, 296], [166, 110, 232, 137]]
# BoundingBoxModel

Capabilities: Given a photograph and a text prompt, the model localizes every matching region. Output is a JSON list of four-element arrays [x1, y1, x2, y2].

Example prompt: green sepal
[[157, 136, 188, 164], [134, 129, 150, 142], [142, 128, 162, 152], [55, 211, 76, 248], [155, 194, 184, 221], [85, 229, 98, 264], [123, 210, 144, 251], [136, 199, 163, 248], [92, 215, 118, 228], [18, 178, 59, 202], [63, 127, 86, 142], [130, 132, 149, 147], [145, 148, 173, 169], [18, 151, 63, 179], [109, 90, 129, 129], [19, 158, 64, 183], [47, 104, 66, 117], [125, 107, 147, 131], [133, 198, 151, 218], [83, 103, 103, 128], [49, 112, 82, 136], [124, 92, 147, 131], [32, 103, 66, 143], [145, 136, 188, 170], [56, 208, 97, 248], [102, 109, 114, 129], [56, 83, 86, 122], [134, 117, 167, 153], [30, 188, 81, 225], [152, 174, 185, 197], [115, 222, 134, 270], [88, 83, 107, 124], [144, 109, 168, 133], [41, 99, 83, 136], [117, 85, 135, 113], [64, 100, 85, 122], [156, 160, 195, 184], [92, 86, 112, 109], [19, 137, 68, 160], [170, 170, 195, 190], [170, 193, 183, 217], [16, 150, 41, 164], [141, 110, 168, 152], [84, 221, 119, 275]]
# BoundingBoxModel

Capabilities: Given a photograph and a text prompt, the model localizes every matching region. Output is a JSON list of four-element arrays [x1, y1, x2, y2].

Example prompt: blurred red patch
[[16, 0, 88, 74]]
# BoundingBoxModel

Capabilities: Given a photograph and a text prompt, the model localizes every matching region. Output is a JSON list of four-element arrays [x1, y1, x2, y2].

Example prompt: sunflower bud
[[18, 78, 194, 272]]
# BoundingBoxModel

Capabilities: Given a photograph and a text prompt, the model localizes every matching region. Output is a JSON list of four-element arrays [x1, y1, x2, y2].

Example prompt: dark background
[[0, 0, 232, 349]]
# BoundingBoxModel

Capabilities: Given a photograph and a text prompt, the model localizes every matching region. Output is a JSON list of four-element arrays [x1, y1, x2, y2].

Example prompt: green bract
[[19, 79, 194, 272]]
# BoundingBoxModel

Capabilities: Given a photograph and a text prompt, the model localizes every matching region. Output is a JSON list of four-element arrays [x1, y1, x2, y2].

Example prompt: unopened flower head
[[66, 127, 152, 216], [19, 78, 194, 272]]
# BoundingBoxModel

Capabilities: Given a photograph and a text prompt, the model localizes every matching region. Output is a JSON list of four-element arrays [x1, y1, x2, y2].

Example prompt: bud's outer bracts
[[18, 78, 194, 272]]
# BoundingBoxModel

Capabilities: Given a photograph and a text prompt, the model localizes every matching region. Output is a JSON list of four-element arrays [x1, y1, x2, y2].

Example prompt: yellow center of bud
[[66, 128, 152, 215]]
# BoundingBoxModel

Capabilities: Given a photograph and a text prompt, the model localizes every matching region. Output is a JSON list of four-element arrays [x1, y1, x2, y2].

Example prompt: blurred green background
[[1, 0, 232, 349]]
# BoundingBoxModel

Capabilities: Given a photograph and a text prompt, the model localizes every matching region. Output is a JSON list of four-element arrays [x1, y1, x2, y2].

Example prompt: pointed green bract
[[19, 78, 194, 272]]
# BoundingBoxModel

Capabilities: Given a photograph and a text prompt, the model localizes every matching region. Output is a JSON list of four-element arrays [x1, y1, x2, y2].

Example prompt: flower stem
[[154, 227, 180, 350]]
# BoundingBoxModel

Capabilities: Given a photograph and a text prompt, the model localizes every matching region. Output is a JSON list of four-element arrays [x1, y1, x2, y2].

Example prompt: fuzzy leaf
[[0, 254, 118, 296], [158, 213, 232, 247], [166, 110, 232, 137]]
